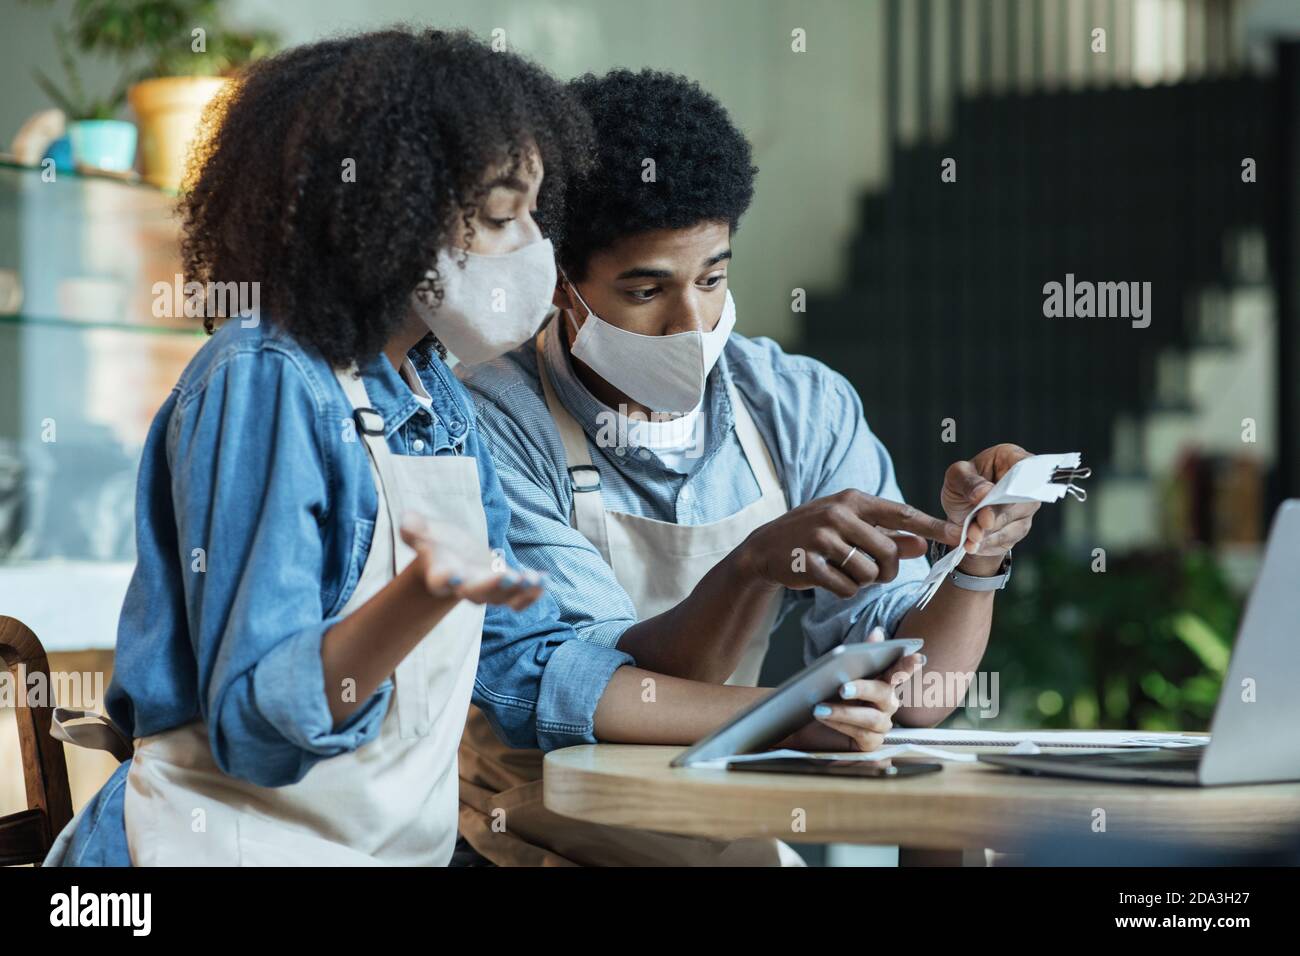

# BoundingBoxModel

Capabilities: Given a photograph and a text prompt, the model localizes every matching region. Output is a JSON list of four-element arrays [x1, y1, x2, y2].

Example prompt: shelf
[[0, 158, 171, 196], [0, 311, 205, 337], [0, 152, 201, 616]]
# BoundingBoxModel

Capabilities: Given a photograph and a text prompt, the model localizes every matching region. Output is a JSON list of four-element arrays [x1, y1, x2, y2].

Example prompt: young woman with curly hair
[[44, 27, 599, 866]]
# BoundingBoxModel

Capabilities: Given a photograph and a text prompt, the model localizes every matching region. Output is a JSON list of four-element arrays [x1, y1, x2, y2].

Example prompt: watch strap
[[949, 551, 1013, 591]]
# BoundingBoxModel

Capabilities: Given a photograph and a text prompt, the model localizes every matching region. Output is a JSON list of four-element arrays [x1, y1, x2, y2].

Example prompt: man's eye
[[700, 273, 725, 288], [627, 288, 658, 301]]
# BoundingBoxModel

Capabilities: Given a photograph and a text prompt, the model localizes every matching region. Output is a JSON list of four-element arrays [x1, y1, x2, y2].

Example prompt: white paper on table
[[688, 744, 978, 770], [913, 451, 1087, 609], [884, 728, 1209, 749], [1006, 741, 1042, 754]]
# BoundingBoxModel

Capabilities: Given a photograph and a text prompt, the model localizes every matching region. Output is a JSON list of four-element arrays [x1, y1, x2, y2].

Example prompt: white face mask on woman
[[565, 279, 737, 414], [413, 237, 557, 366]]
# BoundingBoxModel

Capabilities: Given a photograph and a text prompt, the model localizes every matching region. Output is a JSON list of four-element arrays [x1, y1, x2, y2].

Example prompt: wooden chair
[[0, 616, 73, 865]]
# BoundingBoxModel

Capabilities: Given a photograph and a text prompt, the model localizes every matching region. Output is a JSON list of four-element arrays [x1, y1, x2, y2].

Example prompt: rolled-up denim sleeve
[[467, 417, 633, 752], [249, 622, 394, 756], [168, 351, 390, 786], [533, 627, 633, 751]]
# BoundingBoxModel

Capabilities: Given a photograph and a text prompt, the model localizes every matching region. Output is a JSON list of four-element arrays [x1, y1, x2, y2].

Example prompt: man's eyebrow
[[614, 250, 733, 281], [615, 266, 673, 280]]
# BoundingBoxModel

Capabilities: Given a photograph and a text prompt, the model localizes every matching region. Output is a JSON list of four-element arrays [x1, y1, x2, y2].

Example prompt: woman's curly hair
[[181, 27, 592, 366]]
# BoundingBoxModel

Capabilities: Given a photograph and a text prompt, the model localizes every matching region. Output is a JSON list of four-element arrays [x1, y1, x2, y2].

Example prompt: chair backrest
[[0, 616, 73, 866]]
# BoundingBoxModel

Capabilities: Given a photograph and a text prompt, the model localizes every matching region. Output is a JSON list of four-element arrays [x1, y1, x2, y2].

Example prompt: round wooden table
[[544, 744, 1300, 861]]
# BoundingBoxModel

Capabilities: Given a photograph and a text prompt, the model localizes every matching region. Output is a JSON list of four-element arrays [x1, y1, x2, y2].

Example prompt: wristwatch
[[929, 540, 1013, 592]]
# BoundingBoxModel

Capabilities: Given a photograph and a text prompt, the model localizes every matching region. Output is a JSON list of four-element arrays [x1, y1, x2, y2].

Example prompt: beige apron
[[458, 331, 798, 866], [56, 367, 487, 865]]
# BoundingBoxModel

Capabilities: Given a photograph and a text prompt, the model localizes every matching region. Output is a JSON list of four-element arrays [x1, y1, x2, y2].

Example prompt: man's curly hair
[[180, 28, 592, 366], [555, 69, 757, 280]]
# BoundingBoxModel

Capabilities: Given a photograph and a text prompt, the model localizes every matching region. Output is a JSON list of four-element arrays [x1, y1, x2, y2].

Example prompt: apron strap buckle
[[567, 465, 602, 493], [353, 407, 386, 436]]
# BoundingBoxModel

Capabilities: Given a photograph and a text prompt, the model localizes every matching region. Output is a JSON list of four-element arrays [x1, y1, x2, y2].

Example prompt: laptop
[[980, 499, 1300, 786]]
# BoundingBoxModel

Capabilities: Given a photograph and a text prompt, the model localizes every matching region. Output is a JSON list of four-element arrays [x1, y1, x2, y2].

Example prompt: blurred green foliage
[[24, 0, 279, 119], [969, 547, 1242, 732]]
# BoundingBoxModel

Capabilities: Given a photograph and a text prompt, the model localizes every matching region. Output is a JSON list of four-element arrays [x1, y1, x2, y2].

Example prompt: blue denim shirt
[[47, 319, 632, 866], [460, 321, 928, 676]]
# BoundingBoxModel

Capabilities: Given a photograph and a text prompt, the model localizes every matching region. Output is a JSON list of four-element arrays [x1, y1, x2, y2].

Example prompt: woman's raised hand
[[400, 513, 545, 612]]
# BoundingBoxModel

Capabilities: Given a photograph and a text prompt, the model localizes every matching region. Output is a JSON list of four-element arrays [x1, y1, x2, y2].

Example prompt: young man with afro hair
[[457, 69, 1040, 866]]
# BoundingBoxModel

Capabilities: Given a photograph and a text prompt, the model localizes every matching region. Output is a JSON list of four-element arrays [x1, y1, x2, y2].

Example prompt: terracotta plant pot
[[127, 75, 230, 191]]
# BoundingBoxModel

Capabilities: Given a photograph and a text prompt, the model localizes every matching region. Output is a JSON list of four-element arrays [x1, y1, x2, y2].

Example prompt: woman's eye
[[486, 216, 515, 230]]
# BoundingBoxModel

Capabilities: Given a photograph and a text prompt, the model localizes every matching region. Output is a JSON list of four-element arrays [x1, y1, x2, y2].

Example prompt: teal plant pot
[[67, 119, 138, 172]]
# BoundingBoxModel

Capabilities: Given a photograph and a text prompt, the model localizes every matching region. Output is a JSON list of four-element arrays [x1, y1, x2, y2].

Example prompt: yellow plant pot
[[127, 75, 231, 191]]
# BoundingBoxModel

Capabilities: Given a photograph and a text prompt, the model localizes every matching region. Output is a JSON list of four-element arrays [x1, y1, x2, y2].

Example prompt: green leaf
[[32, 66, 70, 109], [1171, 611, 1231, 676]]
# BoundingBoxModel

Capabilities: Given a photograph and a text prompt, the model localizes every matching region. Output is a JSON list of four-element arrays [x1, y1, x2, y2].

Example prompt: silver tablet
[[670, 638, 923, 767]]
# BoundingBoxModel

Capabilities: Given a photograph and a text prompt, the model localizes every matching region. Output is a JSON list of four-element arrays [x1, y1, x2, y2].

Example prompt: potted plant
[[126, 7, 279, 190], [973, 546, 1241, 733], [26, 1, 278, 189], [32, 21, 137, 173]]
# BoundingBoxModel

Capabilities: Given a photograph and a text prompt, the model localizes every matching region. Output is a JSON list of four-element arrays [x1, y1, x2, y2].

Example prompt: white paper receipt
[[913, 451, 1089, 608]]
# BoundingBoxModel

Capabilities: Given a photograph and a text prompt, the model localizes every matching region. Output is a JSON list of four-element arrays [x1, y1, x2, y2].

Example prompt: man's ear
[[552, 281, 573, 312]]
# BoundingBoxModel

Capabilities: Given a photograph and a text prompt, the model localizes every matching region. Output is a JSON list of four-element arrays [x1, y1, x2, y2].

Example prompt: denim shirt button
[[411, 438, 425, 453]]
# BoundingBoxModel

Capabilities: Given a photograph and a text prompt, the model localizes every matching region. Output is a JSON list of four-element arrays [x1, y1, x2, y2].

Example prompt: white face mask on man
[[412, 237, 557, 366], [564, 278, 737, 414]]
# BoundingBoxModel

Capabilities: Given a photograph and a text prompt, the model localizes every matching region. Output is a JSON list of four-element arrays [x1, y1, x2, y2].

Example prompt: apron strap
[[536, 329, 613, 564], [50, 707, 134, 763], [335, 366, 405, 575], [725, 380, 785, 502]]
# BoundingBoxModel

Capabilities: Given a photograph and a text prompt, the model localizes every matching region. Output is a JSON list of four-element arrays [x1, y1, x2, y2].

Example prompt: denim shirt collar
[[355, 347, 470, 446], [540, 314, 737, 472]]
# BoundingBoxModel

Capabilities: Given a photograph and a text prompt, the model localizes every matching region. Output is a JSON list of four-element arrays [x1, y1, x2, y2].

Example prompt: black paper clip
[[1050, 464, 1091, 501]]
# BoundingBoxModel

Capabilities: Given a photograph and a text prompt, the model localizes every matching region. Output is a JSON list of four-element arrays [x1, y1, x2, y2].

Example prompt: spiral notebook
[[884, 728, 1209, 750]]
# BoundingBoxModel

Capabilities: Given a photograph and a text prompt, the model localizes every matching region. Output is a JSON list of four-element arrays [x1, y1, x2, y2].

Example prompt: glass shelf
[[0, 160, 204, 649], [0, 311, 205, 337]]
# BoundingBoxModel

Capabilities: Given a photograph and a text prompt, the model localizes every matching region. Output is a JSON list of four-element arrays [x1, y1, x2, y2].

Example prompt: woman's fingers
[[816, 691, 894, 732], [835, 676, 900, 713], [880, 651, 924, 686], [814, 710, 890, 751], [455, 570, 546, 607], [420, 561, 461, 598], [504, 585, 544, 611], [399, 512, 440, 554], [820, 725, 887, 752]]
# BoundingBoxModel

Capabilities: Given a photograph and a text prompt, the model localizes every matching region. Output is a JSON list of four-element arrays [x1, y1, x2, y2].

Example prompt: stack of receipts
[[914, 451, 1090, 609], [687, 729, 1208, 769]]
